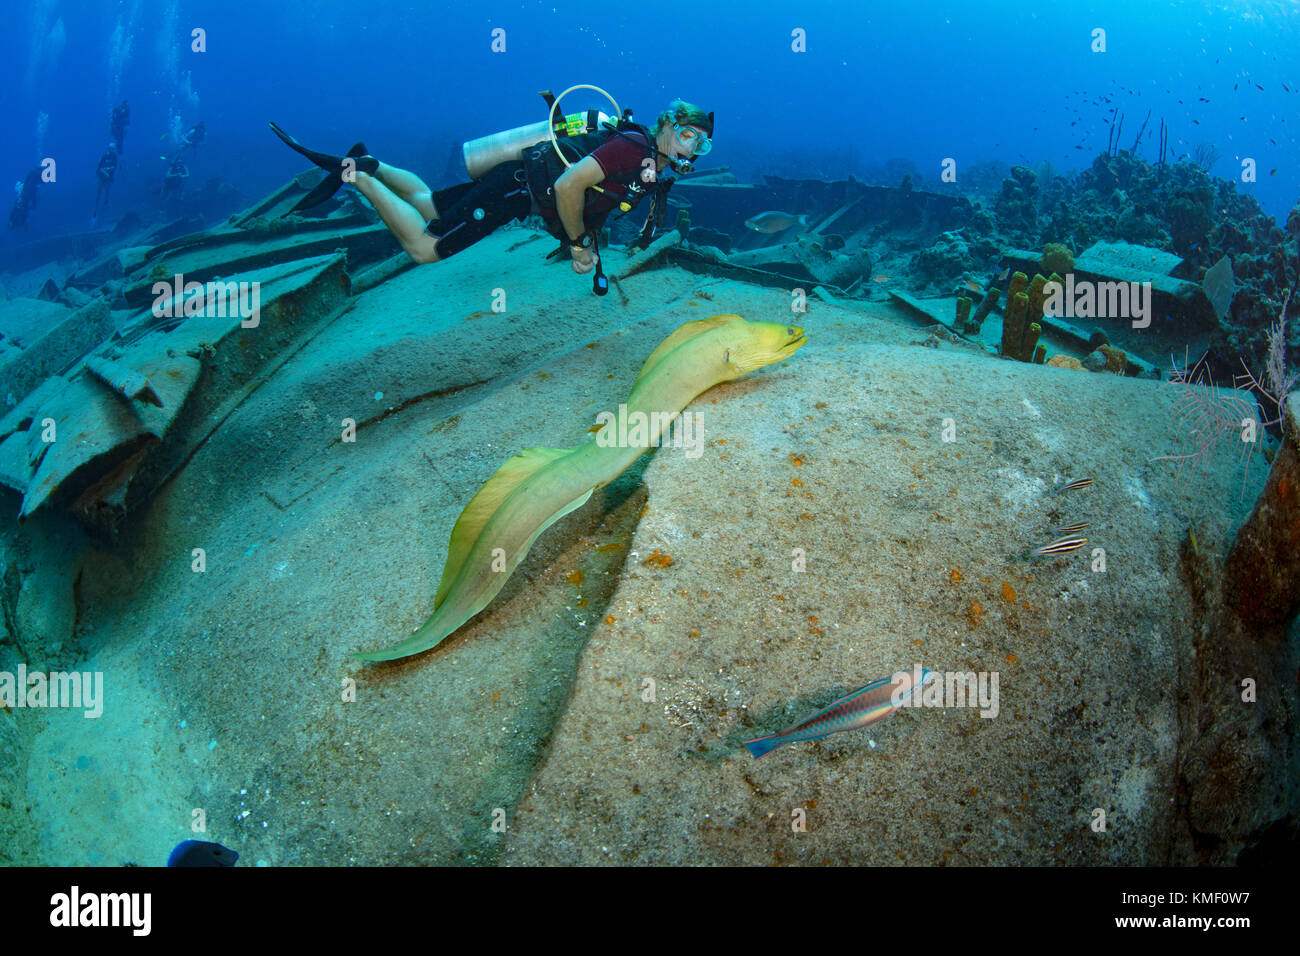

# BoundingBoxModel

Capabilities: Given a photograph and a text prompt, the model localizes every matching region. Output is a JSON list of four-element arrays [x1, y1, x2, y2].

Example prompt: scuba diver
[[268, 97, 712, 282], [180, 120, 205, 155], [162, 155, 189, 205], [110, 100, 130, 153], [92, 141, 119, 221], [8, 168, 42, 230]]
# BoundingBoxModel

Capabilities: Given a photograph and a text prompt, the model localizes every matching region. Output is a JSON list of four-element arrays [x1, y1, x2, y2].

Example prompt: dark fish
[[1256, 83, 1264, 91], [168, 840, 239, 867], [744, 211, 809, 234], [1199, 97, 1210, 102], [1032, 535, 1089, 557], [1061, 477, 1094, 491]]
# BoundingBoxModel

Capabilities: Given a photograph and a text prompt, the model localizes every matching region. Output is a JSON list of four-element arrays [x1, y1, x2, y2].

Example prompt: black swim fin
[[269, 122, 378, 216], [286, 142, 371, 215]]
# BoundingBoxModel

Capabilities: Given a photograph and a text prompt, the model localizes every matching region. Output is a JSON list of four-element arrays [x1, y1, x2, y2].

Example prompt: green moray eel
[[357, 315, 807, 661]]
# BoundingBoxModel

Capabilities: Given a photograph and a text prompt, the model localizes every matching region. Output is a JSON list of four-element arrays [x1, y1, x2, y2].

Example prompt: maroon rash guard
[[570, 129, 653, 221]]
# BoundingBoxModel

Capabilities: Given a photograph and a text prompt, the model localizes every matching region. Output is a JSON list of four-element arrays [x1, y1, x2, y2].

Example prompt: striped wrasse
[[1031, 535, 1089, 557], [743, 668, 934, 758], [1060, 477, 1094, 492]]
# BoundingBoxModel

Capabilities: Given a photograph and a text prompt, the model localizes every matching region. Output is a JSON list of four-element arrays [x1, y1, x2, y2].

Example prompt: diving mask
[[673, 123, 712, 157]]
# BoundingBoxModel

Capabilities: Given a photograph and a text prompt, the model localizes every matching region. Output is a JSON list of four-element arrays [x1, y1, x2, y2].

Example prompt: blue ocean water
[[3, 0, 1296, 233]]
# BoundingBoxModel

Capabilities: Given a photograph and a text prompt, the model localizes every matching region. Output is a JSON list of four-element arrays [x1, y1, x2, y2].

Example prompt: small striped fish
[[1061, 477, 1094, 492], [1055, 520, 1090, 535], [743, 668, 934, 758], [1032, 535, 1089, 557]]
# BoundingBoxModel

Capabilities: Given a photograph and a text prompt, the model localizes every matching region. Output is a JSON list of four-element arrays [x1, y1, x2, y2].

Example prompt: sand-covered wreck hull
[[0, 178, 395, 538]]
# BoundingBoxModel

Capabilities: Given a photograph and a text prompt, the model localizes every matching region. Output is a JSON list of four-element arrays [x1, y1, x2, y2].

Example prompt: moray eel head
[[720, 321, 807, 378]]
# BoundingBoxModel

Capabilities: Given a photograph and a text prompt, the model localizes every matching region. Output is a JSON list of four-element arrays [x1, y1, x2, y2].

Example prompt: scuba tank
[[462, 97, 610, 180], [473, 86, 675, 297]]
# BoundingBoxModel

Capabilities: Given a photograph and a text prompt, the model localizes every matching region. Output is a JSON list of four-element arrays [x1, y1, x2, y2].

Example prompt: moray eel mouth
[[781, 327, 807, 355], [757, 325, 806, 367]]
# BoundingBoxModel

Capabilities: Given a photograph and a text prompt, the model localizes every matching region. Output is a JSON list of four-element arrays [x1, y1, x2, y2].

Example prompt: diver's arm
[[554, 156, 605, 243]]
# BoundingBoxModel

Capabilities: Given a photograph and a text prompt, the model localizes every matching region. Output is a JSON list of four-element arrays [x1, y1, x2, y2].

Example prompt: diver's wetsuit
[[8, 169, 41, 230], [163, 158, 189, 202], [110, 101, 130, 153], [93, 147, 118, 217], [425, 129, 653, 258]]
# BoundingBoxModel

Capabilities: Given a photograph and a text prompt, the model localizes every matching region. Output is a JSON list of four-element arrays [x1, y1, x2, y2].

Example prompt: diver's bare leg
[[372, 163, 438, 221], [353, 171, 441, 264]]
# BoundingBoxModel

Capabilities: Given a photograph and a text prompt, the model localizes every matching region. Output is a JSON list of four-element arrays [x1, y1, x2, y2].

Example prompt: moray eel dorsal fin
[[434, 447, 570, 609], [632, 313, 744, 387], [359, 478, 593, 663]]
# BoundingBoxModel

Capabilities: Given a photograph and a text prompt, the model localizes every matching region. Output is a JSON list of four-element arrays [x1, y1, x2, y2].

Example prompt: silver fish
[[744, 211, 810, 234]]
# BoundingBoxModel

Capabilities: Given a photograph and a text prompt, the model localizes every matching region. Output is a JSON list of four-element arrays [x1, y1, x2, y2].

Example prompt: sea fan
[[1256, 291, 1297, 420], [1152, 292, 1294, 498]]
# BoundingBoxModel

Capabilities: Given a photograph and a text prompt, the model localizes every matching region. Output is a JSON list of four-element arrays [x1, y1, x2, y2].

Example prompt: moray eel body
[[357, 315, 806, 661]]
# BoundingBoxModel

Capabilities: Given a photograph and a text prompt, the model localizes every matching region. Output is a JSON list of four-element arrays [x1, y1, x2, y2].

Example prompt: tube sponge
[[972, 287, 1000, 328], [1027, 273, 1048, 326], [1008, 271, 1029, 301], [1001, 291, 1028, 358], [1021, 322, 1042, 363], [956, 295, 973, 330]]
